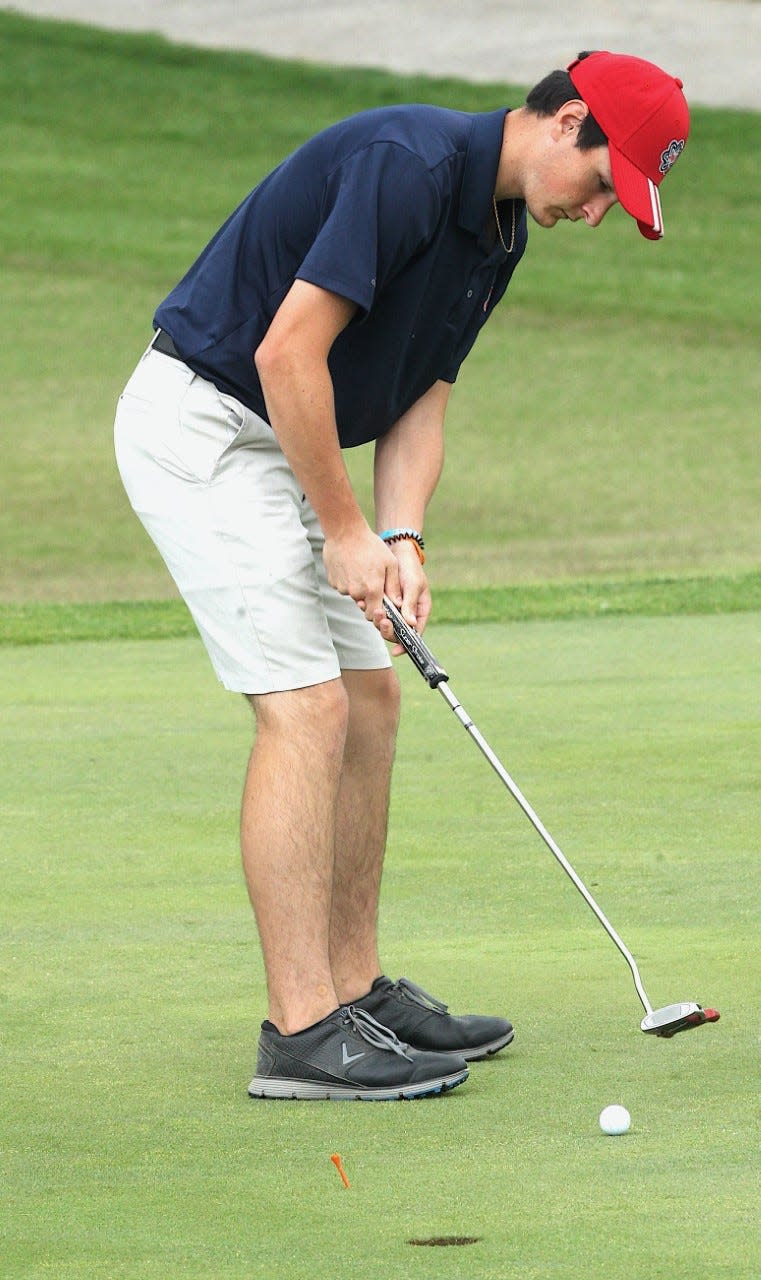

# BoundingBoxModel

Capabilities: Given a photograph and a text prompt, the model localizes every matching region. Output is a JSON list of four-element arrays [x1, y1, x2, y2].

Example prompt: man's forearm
[[374, 380, 450, 533], [254, 281, 367, 539], [256, 349, 366, 539]]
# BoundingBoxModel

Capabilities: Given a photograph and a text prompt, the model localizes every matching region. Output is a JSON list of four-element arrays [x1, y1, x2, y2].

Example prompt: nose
[[581, 192, 618, 227]]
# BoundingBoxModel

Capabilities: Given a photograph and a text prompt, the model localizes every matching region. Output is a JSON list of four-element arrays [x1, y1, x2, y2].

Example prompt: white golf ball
[[599, 1104, 631, 1136]]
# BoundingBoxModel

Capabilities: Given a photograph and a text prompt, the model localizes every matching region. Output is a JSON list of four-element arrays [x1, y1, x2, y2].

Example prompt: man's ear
[[551, 98, 589, 139]]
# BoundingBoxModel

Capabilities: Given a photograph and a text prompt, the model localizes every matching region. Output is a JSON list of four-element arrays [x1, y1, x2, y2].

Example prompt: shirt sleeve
[[295, 142, 442, 316]]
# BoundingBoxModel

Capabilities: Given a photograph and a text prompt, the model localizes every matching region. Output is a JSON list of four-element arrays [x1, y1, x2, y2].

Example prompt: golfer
[[114, 51, 690, 1099]]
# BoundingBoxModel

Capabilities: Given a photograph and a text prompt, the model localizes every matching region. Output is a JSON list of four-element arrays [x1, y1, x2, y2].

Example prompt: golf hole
[[407, 1236, 480, 1247]]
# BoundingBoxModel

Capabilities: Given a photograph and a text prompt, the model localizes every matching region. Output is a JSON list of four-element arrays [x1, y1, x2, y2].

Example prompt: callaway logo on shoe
[[248, 1006, 469, 1100], [341, 1042, 365, 1066]]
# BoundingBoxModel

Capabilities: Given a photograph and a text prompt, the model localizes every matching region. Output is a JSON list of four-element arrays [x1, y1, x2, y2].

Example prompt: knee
[[376, 667, 401, 732], [344, 666, 401, 739], [311, 679, 352, 746], [248, 680, 350, 753]]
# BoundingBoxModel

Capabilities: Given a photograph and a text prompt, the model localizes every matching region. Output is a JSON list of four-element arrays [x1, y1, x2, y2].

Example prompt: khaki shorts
[[113, 342, 390, 693]]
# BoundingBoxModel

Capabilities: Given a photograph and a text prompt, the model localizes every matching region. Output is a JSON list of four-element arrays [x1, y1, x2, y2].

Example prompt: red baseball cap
[[567, 51, 689, 240]]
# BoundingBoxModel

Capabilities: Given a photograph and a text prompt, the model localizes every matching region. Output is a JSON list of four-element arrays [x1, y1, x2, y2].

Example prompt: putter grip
[[382, 597, 449, 687]]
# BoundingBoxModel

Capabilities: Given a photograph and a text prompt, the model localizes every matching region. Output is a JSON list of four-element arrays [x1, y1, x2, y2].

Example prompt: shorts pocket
[[177, 378, 247, 484]]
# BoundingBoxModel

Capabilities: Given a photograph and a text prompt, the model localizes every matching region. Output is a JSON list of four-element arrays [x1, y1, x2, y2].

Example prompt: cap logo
[[659, 139, 685, 175]]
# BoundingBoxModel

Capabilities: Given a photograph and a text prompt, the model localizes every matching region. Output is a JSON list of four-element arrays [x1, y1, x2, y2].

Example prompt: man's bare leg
[[330, 667, 401, 1004], [240, 678, 349, 1035]]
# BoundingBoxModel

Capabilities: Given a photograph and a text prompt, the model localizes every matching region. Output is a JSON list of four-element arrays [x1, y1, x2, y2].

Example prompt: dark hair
[[525, 50, 607, 150]]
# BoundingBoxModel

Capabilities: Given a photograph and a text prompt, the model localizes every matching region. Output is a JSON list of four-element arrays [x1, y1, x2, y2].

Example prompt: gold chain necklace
[[492, 195, 516, 254]]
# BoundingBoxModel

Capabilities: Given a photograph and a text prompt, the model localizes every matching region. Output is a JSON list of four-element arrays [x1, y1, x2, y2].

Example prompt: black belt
[[153, 329, 182, 360]]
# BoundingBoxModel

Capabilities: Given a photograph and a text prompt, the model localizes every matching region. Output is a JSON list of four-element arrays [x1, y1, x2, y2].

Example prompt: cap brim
[[609, 145, 664, 240]]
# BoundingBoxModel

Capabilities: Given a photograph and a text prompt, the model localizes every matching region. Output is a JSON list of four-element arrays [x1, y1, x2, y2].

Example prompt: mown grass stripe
[[2, 570, 759, 646]]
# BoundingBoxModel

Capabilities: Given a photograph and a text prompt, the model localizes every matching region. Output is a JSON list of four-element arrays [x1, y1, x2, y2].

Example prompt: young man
[[114, 51, 689, 1100]]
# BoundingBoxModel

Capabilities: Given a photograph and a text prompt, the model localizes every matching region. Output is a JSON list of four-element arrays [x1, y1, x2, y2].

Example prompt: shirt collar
[[458, 108, 510, 236]]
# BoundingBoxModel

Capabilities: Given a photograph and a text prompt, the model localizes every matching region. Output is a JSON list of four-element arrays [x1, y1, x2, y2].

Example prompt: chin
[[527, 206, 560, 229]]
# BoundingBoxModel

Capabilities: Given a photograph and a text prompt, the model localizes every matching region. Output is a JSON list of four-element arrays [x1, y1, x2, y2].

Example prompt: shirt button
[[467, 289, 473, 298]]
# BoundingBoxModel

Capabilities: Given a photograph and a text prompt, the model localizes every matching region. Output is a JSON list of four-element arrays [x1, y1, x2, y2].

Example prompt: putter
[[383, 597, 720, 1039]]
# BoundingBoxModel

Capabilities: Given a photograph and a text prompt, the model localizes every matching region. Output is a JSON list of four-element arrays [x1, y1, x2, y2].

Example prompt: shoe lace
[[343, 1006, 413, 1060], [397, 977, 448, 1014]]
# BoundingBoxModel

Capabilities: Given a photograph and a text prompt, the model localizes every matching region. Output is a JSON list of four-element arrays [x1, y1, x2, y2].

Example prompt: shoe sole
[[248, 1067, 468, 1100], [449, 1028, 516, 1062]]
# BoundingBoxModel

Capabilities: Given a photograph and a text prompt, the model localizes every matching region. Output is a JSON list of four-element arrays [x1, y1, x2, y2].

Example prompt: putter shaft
[[437, 680, 654, 1017], [382, 597, 654, 1017]]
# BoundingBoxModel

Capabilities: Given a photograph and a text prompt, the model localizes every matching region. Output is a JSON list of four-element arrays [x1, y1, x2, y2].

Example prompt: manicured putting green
[[2, 612, 758, 1278]]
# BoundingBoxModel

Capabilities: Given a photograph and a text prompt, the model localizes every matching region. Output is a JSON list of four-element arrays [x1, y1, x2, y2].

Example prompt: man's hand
[[373, 537, 431, 654], [323, 528, 430, 653], [322, 523, 402, 624]]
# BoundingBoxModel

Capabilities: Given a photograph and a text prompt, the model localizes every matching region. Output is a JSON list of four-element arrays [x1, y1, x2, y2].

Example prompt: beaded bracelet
[[379, 527, 426, 565]]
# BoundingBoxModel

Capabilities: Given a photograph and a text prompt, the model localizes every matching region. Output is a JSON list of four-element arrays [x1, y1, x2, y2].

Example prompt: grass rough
[[0, 11, 759, 601], [1, 570, 760, 646]]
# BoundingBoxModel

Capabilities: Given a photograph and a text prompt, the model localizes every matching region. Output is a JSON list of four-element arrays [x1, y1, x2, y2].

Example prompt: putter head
[[641, 1002, 720, 1038]]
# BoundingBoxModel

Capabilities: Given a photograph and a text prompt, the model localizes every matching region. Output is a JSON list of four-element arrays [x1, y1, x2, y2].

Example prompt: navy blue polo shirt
[[155, 104, 527, 447]]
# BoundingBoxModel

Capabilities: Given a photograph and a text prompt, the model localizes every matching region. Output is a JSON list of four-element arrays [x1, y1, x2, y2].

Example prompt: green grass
[[0, 16, 758, 1276], [1, 568, 761, 646], [2, 613, 759, 1278], [0, 11, 759, 601]]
